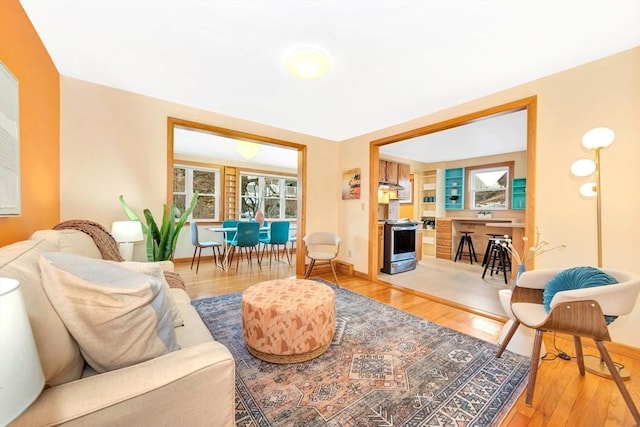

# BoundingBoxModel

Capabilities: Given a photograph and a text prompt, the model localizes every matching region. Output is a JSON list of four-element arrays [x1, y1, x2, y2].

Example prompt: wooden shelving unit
[[224, 166, 237, 219], [420, 169, 444, 258]]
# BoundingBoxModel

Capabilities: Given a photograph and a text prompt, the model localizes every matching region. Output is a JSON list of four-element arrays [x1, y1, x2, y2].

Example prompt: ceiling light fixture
[[236, 140, 260, 160], [285, 46, 330, 80]]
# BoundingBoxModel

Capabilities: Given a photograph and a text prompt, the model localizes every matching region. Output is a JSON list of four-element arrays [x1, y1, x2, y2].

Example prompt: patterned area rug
[[192, 281, 530, 426]]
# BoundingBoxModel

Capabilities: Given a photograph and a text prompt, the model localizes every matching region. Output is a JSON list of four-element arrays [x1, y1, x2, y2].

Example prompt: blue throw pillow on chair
[[543, 266, 618, 324]]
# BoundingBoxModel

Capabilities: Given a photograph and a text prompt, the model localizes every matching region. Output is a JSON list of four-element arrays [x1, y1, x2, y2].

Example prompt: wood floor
[[175, 256, 640, 426]]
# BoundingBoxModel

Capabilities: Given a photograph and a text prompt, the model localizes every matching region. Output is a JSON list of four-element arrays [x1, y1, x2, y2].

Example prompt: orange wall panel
[[0, 0, 60, 245]]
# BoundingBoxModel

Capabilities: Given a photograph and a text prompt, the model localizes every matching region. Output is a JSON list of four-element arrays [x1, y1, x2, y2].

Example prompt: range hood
[[378, 182, 405, 190]]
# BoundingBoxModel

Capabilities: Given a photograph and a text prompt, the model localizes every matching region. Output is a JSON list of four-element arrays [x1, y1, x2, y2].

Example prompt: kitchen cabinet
[[379, 160, 398, 184], [435, 218, 452, 259], [444, 167, 464, 210], [512, 178, 526, 210], [396, 163, 411, 200]]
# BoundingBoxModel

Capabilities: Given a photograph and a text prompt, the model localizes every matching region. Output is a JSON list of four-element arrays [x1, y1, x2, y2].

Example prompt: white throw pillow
[[39, 252, 180, 373]]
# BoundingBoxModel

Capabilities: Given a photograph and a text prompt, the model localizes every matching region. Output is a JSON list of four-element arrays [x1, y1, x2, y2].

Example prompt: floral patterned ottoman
[[241, 278, 336, 363]]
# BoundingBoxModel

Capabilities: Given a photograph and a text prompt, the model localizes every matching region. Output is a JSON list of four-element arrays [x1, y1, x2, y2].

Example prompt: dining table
[[206, 223, 296, 269]]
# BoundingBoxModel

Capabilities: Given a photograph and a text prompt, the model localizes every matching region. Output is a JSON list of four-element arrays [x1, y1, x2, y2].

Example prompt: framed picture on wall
[[0, 60, 20, 216], [341, 168, 361, 200]]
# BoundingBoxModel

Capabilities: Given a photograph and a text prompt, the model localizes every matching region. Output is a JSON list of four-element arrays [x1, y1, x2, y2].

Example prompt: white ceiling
[[19, 1, 639, 168], [380, 109, 527, 163], [174, 126, 298, 170]]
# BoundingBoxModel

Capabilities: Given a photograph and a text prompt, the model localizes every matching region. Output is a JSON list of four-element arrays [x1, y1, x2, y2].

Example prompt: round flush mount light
[[285, 46, 330, 80]]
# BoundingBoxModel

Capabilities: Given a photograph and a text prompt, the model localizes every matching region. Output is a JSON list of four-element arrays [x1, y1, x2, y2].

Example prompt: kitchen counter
[[447, 217, 522, 223], [485, 222, 525, 228], [444, 218, 525, 267]]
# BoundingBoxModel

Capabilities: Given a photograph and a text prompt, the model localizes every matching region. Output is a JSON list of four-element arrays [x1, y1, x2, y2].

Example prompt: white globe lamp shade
[[0, 278, 45, 425], [579, 182, 597, 197], [570, 159, 596, 177], [582, 127, 614, 150]]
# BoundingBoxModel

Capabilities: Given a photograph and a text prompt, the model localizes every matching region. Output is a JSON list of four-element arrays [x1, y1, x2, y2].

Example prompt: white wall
[[60, 77, 340, 262]]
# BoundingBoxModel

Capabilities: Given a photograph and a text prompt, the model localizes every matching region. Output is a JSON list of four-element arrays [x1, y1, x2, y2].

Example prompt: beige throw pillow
[[0, 240, 84, 386], [39, 252, 180, 373], [113, 261, 184, 327]]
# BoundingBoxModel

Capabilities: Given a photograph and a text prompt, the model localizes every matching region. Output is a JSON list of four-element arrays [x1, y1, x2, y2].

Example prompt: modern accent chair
[[303, 232, 341, 286], [259, 221, 290, 266], [496, 268, 640, 424], [227, 222, 261, 272], [190, 222, 223, 274]]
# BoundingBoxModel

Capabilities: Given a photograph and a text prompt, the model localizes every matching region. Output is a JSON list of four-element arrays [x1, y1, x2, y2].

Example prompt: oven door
[[382, 223, 418, 274], [390, 225, 417, 262]]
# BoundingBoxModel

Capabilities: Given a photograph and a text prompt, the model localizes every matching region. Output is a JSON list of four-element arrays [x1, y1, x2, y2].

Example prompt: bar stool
[[482, 233, 505, 266], [482, 236, 512, 284], [454, 231, 478, 264]]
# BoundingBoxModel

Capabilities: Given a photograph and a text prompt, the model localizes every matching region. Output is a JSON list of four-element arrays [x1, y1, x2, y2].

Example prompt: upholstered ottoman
[[241, 278, 335, 363]]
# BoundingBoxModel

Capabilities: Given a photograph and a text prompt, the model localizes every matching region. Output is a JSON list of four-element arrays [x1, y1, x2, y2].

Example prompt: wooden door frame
[[167, 117, 307, 277], [368, 96, 538, 281]]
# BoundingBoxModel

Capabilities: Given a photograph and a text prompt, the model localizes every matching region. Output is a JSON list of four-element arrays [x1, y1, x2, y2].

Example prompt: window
[[173, 165, 221, 221], [240, 173, 297, 220], [469, 165, 509, 210]]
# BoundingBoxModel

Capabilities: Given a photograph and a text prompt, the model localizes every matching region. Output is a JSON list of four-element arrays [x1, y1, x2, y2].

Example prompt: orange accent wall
[[0, 0, 60, 245]]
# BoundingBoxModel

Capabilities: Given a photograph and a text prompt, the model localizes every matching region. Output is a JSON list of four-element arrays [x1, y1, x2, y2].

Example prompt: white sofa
[[0, 229, 235, 426]]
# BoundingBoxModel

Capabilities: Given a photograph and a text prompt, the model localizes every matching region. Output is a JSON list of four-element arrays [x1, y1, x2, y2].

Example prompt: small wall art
[[0, 60, 20, 216], [341, 168, 361, 200]]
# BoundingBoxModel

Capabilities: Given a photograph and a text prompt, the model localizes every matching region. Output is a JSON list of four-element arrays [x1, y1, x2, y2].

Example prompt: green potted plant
[[118, 193, 198, 261]]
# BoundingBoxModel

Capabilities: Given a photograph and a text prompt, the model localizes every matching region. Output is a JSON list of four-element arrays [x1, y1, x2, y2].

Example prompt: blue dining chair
[[228, 222, 261, 272], [221, 219, 239, 245], [259, 221, 290, 266]]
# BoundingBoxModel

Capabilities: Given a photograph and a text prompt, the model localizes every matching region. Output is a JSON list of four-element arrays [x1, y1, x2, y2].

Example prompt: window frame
[[173, 163, 222, 222], [466, 162, 514, 211], [239, 171, 298, 220]]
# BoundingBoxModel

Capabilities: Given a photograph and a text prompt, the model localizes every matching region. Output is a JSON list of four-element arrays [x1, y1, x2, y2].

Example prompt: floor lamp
[[570, 126, 627, 380]]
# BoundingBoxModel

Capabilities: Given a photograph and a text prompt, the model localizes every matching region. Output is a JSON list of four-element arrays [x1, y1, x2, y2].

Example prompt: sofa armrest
[[151, 260, 174, 272], [12, 342, 235, 427]]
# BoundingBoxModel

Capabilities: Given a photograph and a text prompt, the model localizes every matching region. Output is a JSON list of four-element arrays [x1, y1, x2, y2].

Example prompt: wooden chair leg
[[191, 247, 198, 270], [330, 260, 340, 287], [304, 259, 315, 278], [496, 319, 521, 358], [573, 335, 585, 376], [195, 248, 202, 274], [255, 246, 262, 269], [594, 340, 640, 424], [284, 243, 291, 265], [525, 329, 545, 406]]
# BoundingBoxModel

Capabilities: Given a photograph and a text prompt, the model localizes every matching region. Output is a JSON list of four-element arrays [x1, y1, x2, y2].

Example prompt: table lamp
[[111, 220, 144, 261], [0, 278, 45, 425]]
